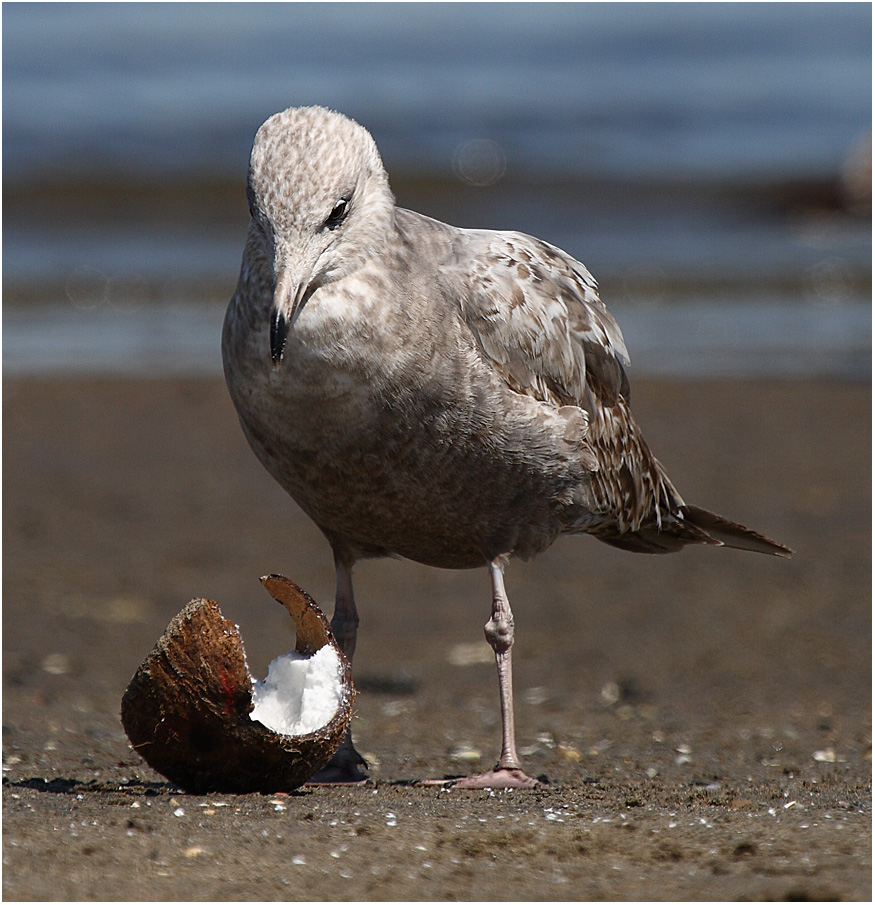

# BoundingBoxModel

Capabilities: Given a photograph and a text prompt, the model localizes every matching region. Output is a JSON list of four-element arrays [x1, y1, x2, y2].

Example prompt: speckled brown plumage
[[222, 106, 790, 786]]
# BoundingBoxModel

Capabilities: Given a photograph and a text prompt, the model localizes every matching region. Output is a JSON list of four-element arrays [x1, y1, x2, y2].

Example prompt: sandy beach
[[3, 374, 870, 900]]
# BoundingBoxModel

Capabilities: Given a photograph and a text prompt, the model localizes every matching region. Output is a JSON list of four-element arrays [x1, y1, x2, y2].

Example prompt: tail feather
[[680, 505, 793, 557], [593, 504, 792, 557]]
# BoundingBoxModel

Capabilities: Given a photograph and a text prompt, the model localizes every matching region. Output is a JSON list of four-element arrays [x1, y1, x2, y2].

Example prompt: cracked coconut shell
[[121, 574, 354, 793]]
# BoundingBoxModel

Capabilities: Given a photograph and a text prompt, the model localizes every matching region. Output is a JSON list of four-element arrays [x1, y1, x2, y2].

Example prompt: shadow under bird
[[222, 106, 791, 788]]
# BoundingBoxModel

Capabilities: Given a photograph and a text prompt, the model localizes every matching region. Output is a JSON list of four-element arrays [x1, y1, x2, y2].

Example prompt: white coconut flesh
[[249, 645, 344, 737]]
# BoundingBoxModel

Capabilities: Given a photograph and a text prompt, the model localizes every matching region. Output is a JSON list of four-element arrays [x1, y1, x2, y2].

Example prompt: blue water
[[2, 3, 871, 378], [4, 298, 868, 380], [4, 3, 869, 181]]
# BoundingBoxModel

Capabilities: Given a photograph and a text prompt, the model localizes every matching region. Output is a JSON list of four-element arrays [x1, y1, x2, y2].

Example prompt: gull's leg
[[330, 547, 360, 663], [445, 560, 539, 789], [308, 546, 368, 783]]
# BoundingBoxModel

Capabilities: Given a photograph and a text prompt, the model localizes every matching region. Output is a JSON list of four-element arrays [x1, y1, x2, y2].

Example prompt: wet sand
[[3, 375, 870, 901]]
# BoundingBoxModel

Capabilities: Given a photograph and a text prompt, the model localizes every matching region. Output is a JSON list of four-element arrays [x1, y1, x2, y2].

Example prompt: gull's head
[[245, 106, 395, 365]]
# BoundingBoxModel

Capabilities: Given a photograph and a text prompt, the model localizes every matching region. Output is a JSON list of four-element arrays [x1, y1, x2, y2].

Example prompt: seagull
[[222, 106, 791, 789]]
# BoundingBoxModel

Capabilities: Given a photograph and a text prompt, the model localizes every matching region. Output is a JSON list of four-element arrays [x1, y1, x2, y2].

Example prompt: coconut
[[120, 574, 354, 793]]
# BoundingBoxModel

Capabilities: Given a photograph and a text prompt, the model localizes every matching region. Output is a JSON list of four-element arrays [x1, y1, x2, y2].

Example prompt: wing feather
[[452, 229, 630, 409], [419, 217, 790, 557]]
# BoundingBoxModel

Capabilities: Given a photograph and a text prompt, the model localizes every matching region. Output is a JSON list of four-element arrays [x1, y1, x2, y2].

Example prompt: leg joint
[[484, 611, 514, 654]]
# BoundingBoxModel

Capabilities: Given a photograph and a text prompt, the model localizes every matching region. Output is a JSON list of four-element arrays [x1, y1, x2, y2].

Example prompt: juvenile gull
[[222, 106, 792, 788]]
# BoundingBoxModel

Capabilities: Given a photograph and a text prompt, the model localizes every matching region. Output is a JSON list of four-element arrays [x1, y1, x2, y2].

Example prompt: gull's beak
[[269, 269, 312, 367]]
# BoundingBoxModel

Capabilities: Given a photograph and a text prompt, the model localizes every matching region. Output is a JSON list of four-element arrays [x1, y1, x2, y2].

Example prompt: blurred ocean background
[[3, 2, 871, 378]]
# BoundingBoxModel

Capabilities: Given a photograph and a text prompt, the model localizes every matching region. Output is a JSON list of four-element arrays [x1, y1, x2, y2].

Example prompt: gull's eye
[[323, 197, 350, 231]]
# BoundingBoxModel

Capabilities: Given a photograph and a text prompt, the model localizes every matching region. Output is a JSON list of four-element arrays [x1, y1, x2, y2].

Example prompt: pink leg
[[307, 548, 368, 783], [436, 561, 539, 789]]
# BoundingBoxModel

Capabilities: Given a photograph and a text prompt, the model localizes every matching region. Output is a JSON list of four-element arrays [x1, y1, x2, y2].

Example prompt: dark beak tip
[[269, 308, 289, 366]]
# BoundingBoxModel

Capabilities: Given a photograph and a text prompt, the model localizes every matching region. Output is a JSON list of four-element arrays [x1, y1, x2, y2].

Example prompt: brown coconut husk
[[121, 575, 354, 794]]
